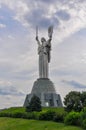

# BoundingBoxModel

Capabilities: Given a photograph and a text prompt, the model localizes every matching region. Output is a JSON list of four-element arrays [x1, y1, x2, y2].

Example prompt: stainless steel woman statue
[[36, 26, 53, 78]]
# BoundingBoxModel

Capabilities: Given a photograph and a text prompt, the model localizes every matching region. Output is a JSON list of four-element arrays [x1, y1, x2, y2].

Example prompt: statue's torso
[[38, 45, 47, 55], [38, 42, 51, 55]]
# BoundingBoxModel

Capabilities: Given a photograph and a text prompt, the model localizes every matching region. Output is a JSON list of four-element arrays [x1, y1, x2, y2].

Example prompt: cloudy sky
[[0, 0, 86, 109]]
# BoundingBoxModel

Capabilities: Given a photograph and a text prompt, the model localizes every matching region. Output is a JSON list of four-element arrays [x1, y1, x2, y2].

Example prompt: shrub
[[80, 108, 86, 121], [53, 112, 66, 122], [23, 112, 37, 119], [64, 111, 80, 126], [79, 107, 86, 127], [0, 112, 24, 118], [0, 111, 39, 120], [12, 112, 24, 118], [39, 110, 56, 121], [0, 112, 13, 117], [82, 119, 86, 129]]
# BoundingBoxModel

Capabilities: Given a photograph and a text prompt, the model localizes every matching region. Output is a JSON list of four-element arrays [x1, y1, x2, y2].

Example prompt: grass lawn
[[0, 107, 65, 113], [0, 107, 25, 113], [0, 117, 83, 130]]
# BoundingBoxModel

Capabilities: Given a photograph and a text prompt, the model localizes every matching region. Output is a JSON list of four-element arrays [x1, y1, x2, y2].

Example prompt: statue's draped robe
[[38, 41, 51, 78]]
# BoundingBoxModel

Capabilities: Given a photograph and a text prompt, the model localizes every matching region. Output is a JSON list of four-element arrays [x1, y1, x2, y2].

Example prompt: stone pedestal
[[24, 78, 63, 107]]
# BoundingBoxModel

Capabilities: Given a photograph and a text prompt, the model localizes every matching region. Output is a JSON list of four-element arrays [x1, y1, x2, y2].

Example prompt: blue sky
[[0, 0, 86, 108]]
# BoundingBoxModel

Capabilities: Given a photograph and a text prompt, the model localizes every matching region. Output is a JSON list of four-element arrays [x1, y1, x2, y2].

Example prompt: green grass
[[0, 107, 25, 113], [0, 117, 83, 130], [0, 107, 64, 113], [43, 107, 65, 112]]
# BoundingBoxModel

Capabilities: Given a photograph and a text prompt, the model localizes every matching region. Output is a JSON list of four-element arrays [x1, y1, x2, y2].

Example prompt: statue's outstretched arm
[[47, 36, 52, 45], [36, 36, 40, 46]]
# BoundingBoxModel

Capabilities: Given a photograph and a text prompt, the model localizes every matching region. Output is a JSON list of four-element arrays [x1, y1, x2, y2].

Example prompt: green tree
[[26, 95, 42, 112], [80, 91, 86, 107], [64, 91, 82, 112]]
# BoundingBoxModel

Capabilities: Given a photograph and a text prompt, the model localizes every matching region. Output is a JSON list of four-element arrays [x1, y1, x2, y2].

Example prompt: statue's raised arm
[[46, 26, 53, 47], [35, 26, 40, 46], [46, 26, 53, 46], [36, 36, 40, 46], [48, 25, 53, 39]]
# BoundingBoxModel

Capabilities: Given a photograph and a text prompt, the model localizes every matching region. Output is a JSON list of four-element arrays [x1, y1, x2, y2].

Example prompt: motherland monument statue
[[24, 26, 62, 107], [36, 26, 53, 78]]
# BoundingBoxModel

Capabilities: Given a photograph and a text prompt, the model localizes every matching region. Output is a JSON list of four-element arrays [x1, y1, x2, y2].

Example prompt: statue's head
[[41, 37, 46, 43]]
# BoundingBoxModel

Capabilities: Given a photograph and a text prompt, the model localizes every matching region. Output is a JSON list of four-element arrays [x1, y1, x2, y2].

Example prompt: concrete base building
[[24, 78, 63, 107]]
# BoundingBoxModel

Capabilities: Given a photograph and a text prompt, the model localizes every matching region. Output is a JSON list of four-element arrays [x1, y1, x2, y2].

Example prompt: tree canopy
[[64, 91, 86, 112], [26, 95, 42, 112]]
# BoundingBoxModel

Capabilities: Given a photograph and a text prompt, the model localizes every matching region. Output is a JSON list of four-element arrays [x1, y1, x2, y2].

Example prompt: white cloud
[[0, 0, 86, 42], [13, 1, 29, 26], [0, 23, 6, 28], [0, 79, 12, 87], [0, 79, 25, 108], [8, 35, 15, 39]]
